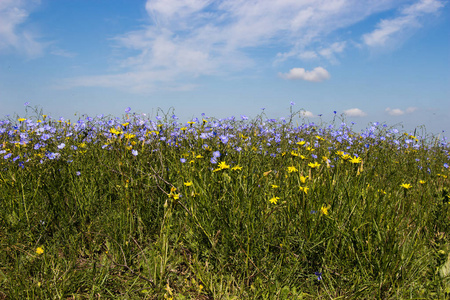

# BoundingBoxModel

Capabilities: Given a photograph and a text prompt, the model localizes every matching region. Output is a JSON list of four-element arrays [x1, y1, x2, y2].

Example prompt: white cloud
[[363, 0, 445, 48], [65, 0, 444, 92], [385, 107, 418, 116], [318, 41, 346, 62], [0, 0, 43, 57], [343, 108, 367, 117], [299, 110, 314, 118], [279, 67, 330, 82]]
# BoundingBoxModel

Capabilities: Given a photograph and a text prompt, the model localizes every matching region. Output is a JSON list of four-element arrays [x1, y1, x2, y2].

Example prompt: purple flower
[[24, 102, 29, 106], [290, 101, 295, 106], [180, 158, 186, 163], [4, 153, 12, 159], [314, 272, 322, 281], [125, 107, 131, 113], [444, 163, 449, 169], [220, 135, 229, 144], [132, 149, 138, 156], [57, 143, 65, 149], [76, 171, 81, 176], [213, 151, 221, 158]]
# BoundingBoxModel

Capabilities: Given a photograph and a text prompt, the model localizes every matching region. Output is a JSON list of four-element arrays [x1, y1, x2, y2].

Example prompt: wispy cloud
[[0, 0, 43, 57], [363, 0, 445, 49], [385, 107, 418, 116], [344, 108, 367, 117], [64, 0, 445, 92], [279, 67, 330, 82], [50, 47, 77, 58]]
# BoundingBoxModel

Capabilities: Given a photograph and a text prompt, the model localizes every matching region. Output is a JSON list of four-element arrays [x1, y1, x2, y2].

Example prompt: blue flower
[[444, 163, 449, 169], [290, 101, 295, 106], [314, 272, 322, 281], [76, 171, 81, 176], [180, 158, 186, 163], [57, 143, 66, 149], [24, 102, 29, 106], [125, 107, 131, 113], [132, 149, 138, 156], [213, 151, 221, 158]]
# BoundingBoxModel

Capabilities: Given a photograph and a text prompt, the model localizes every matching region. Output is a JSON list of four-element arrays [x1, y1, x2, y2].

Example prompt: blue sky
[[0, 0, 449, 134]]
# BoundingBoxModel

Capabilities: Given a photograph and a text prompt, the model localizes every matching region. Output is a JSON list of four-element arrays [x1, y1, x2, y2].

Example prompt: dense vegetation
[[1, 106, 449, 299]]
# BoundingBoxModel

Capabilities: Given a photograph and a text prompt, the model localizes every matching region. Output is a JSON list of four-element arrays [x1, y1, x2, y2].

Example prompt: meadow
[[0, 105, 449, 299]]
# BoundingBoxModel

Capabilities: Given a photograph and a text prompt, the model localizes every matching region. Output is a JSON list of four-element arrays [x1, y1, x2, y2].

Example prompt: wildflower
[[57, 143, 65, 149], [231, 165, 242, 171], [132, 149, 138, 156], [269, 196, 279, 204], [299, 186, 309, 194], [124, 133, 136, 139], [308, 161, 321, 169], [419, 180, 426, 184], [125, 107, 131, 113], [76, 171, 81, 176], [218, 161, 230, 170], [36, 247, 44, 255], [180, 158, 186, 163], [287, 166, 298, 173], [315, 272, 322, 281], [196, 154, 203, 159], [320, 204, 330, 215], [300, 175, 307, 183], [184, 181, 193, 187], [400, 183, 412, 189], [341, 154, 351, 160], [213, 151, 221, 158], [18, 118, 26, 122], [350, 156, 362, 164], [271, 185, 279, 189]]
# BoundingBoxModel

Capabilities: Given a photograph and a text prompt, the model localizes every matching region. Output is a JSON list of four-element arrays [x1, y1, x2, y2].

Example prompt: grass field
[[1, 106, 449, 299]]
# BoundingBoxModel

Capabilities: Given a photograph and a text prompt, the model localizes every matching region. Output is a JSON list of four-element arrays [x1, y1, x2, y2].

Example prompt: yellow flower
[[124, 133, 135, 139], [218, 161, 230, 170], [180, 127, 187, 131], [350, 156, 362, 164], [269, 196, 280, 204], [18, 118, 26, 122], [291, 151, 299, 157], [400, 183, 412, 189], [300, 175, 308, 184], [296, 141, 306, 146], [308, 162, 321, 169], [271, 184, 279, 189], [335, 150, 344, 157], [419, 180, 426, 184], [287, 166, 298, 173], [320, 204, 330, 215], [184, 181, 193, 187], [196, 154, 203, 159], [231, 165, 242, 171], [306, 147, 315, 151], [122, 122, 129, 127], [299, 186, 309, 194], [36, 247, 44, 255], [341, 154, 351, 160]]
